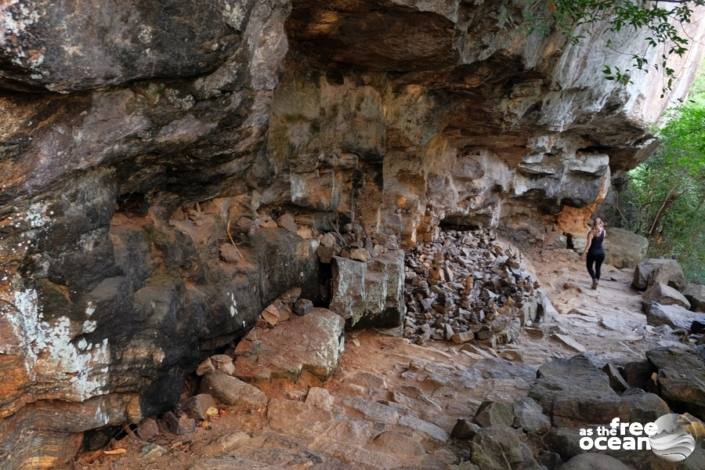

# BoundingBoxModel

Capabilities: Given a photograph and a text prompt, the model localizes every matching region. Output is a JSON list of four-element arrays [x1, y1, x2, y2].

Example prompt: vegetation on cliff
[[617, 70, 705, 282], [532, 0, 705, 90]]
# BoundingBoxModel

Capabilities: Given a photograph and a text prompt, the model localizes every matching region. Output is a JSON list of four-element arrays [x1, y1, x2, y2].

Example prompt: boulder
[[469, 426, 539, 470], [685, 283, 705, 313], [329, 251, 405, 328], [234, 308, 345, 383], [183, 394, 218, 421], [620, 360, 658, 393], [512, 397, 551, 434], [163, 411, 195, 435], [646, 303, 704, 331], [136, 417, 160, 441], [559, 453, 631, 470], [601, 363, 629, 393], [647, 347, 705, 420], [529, 354, 669, 427], [633, 258, 686, 291], [199, 372, 268, 410], [473, 401, 514, 428], [451, 419, 481, 440], [605, 228, 648, 269], [293, 298, 314, 316], [642, 282, 690, 310]]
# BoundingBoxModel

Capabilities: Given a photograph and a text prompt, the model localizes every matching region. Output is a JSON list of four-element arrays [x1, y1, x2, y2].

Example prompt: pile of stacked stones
[[403, 229, 541, 345]]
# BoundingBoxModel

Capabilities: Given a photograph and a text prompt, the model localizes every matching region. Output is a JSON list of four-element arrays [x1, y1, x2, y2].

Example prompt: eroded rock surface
[[2, 0, 705, 466], [233, 307, 345, 384], [74, 245, 705, 469]]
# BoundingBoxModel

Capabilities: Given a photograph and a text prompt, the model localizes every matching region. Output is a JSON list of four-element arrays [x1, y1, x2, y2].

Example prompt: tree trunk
[[648, 184, 680, 237]]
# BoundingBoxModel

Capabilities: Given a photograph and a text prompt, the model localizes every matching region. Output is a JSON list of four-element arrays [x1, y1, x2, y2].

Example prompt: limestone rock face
[[0, 0, 255, 93], [1, 0, 705, 466]]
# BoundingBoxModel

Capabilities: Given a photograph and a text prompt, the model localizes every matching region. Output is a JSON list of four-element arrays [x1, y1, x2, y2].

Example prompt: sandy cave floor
[[75, 247, 682, 469]]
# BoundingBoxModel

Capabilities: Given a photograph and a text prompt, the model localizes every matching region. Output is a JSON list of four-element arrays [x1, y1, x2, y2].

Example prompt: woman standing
[[582, 218, 606, 289]]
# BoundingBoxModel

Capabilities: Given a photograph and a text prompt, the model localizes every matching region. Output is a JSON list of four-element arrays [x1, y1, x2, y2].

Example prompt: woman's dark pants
[[586, 252, 605, 280]]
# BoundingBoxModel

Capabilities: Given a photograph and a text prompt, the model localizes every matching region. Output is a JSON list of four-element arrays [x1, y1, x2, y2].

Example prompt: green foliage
[[616, 71, 705, 282], [520, 0, 705, 93]]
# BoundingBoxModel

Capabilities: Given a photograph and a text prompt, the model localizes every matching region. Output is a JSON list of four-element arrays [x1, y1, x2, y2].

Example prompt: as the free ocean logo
[[649, 414, 697, 462], [579, 414, 699, 462]]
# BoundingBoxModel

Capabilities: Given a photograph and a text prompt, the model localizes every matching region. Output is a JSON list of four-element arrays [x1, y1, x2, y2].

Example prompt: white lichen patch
[[9, 288, 111, 401], [165, 88, 195, 111], [138, 25, 153, 44], [223, 1, 246, 31], [229, 291, 238, 317], [0, 1, 40, 48], [85, 301, 96, 317], [82, 319, 97, 333], [61, 44, 83, 57], [25, 201, 51, 228]]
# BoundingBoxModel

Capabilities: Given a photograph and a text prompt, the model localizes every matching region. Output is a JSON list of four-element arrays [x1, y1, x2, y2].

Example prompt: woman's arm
[[582, 231, 593, 257]]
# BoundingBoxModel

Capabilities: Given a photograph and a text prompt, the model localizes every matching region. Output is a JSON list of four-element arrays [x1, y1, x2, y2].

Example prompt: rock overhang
[[1, 1, 705, 467]]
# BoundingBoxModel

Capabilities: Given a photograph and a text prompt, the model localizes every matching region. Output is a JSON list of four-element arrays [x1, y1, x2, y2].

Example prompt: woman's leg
[[586, 253, 596, 280], [594, 253, 605, 280]]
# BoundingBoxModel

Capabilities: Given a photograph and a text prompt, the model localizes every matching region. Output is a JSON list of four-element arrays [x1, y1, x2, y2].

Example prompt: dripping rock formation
[[1, 0, 704, 468]]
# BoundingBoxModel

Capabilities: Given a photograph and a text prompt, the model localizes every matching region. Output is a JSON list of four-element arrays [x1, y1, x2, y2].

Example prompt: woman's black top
[[588, 230, 605, 255]]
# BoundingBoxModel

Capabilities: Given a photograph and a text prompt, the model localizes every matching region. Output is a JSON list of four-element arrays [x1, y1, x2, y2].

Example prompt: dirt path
[[76, 247, 678, 469]]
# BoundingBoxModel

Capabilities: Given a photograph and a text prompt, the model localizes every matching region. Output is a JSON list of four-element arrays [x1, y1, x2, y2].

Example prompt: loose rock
[[293, 298, 314, 316], [183, 394, 218, 420], [163, 411, 195, 435], [137, 418, 160, 441], [200, 372, 268, 410]]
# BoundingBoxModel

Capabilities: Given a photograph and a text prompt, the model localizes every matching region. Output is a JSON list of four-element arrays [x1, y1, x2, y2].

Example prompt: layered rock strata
[[1, 0, 705, 467]]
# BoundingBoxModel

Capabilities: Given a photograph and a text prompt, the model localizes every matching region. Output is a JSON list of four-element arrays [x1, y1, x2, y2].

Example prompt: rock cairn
[[403, 229, 542, 345]]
